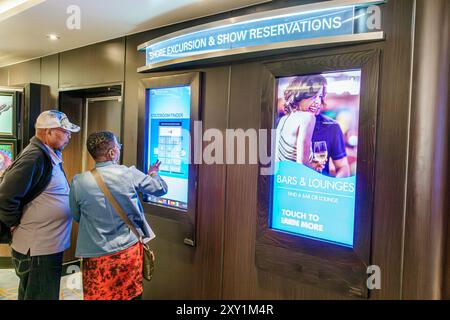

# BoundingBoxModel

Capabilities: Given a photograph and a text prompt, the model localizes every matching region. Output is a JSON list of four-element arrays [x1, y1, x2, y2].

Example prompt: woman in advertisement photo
[[276, 74, 353, 178], [275, 76, 317, 168]]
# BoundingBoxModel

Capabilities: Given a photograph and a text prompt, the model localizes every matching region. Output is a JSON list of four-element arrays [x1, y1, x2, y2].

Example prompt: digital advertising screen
[[0, 93, 14, 136], [271, 70, 361, 247], [144, 85, 191, 211]]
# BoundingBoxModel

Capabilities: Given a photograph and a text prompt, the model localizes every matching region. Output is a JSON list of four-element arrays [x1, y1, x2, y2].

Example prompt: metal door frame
[[82, 95, 123, 172]]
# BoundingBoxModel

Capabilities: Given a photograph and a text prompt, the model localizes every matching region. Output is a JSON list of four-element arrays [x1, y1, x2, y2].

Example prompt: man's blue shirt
[[69, 161, 167, 258], [312, 114, 347, 176]]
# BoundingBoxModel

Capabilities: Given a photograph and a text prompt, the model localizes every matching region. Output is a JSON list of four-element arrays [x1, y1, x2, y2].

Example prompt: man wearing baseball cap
[[0, 110, 80, 300]]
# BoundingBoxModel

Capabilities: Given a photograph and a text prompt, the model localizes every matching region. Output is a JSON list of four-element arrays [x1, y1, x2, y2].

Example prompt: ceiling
[[0, 0, 270, 68]]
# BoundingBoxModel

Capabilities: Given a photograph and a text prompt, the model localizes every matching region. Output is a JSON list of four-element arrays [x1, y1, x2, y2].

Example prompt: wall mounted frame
[[256, 49, 380, 298], [138, 0, 385, 72], [58, 82, 125, 165], [0, 91, 18, 138], [138, 72, 201, 246]]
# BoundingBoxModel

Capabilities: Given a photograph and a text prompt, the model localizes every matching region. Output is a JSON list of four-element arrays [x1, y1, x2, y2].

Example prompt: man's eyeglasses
[[53, 128, 71, 137]]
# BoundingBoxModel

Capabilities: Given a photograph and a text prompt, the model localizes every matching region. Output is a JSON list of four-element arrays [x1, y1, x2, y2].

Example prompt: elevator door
[[82, 96, 122, 171]]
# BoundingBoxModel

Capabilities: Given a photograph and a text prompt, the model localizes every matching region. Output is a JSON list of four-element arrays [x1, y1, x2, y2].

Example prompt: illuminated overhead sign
[[138, 0, 385, 72]]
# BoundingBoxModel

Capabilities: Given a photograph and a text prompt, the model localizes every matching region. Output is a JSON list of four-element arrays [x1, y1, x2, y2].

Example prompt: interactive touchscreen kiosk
[[271, 70, 361, 247], [138, 72, 201, 246], [144, 85, 191, 211], [0, 91, 18, 138]]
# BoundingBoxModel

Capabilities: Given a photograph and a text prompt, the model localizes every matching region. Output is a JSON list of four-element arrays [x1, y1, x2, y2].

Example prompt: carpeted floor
[[0, 268, 83, 300]]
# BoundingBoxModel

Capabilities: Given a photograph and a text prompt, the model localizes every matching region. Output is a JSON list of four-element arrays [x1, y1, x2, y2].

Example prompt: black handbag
[[91, 168, 155, 281], [0, 168, 12, 244]]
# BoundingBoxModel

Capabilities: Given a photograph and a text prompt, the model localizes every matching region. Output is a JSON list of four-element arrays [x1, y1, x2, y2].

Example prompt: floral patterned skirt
[[82, 242, 143, 300]]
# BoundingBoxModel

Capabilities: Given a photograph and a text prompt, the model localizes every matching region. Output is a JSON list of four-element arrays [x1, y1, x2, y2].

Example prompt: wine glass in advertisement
[[313, 141, 328, 170]]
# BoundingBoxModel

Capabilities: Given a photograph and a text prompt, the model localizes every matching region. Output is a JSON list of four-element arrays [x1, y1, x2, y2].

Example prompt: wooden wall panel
[[41, 54, 59, 108], [59, 38, 125, 88], [402, 0, 450, 299], [0, 67, 8, 86], [8, 59, 40, 85], [222, 0, 415, 300], [0, 0, 427, 300], [139, 67, 229, 299], [59, 95, 83, 262]]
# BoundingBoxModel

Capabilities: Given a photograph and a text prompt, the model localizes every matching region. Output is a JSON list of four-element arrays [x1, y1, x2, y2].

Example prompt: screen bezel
[[256, 50, 380, 298], [138, 72, 201, 245], [0, 139, 17, 160], [0, 91, 18, 138]]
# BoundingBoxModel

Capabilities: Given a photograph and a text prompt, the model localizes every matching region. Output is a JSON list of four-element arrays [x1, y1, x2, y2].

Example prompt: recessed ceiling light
[[47, 34, 60, 41]]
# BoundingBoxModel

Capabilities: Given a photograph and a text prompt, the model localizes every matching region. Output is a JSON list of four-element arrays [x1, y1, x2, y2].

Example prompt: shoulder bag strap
[[90, 168, 141, 241]]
